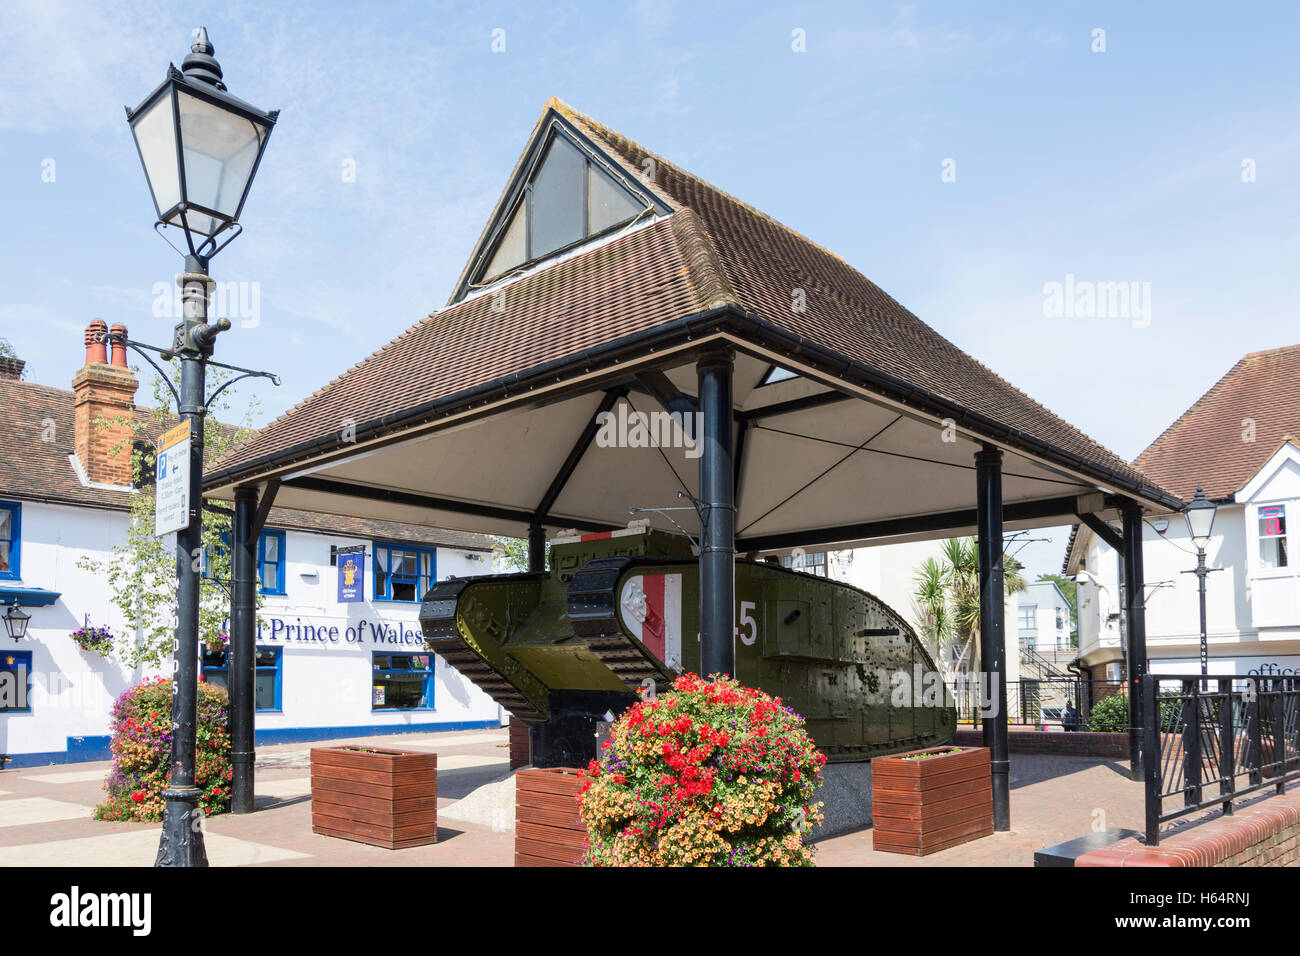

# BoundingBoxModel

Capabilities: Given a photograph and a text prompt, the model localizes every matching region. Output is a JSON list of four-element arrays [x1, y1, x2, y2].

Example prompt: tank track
[[567, 557, 676, 690], [419, 577, 547, 723]]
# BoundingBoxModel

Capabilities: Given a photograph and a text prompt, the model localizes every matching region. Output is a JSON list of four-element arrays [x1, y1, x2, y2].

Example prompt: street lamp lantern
[[125, 27, 278, 259], [1184, 485, 1217, 550], [3, 603, 30, 641]]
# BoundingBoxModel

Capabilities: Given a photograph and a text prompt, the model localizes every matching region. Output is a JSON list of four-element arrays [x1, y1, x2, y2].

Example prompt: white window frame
[[1248, 498, 1295, 579]]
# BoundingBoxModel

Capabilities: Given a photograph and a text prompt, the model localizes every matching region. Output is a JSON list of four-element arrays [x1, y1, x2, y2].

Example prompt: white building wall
[[0, 498, 500, 766], [1017, 581, 1072, 652], [1076, 447, 1300, 677], [0, 501, 143, 761]]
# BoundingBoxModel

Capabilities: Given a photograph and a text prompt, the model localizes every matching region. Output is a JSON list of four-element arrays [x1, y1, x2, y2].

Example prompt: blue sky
[[2, 1, 1297, 580]]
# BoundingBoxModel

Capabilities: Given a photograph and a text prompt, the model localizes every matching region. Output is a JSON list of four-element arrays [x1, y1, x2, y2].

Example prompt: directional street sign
[[155, 420, 192, 537]]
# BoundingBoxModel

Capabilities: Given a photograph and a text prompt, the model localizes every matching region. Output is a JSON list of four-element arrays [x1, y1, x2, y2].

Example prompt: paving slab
[[255, 777, 312, 798], [0, 828, 310, 867], [0, 798, 94, 828], [26, 770, 111, 784]]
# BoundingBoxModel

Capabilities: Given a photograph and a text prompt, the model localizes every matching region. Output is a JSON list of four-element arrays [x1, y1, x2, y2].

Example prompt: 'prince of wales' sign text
[[255, 615, 424, 647]]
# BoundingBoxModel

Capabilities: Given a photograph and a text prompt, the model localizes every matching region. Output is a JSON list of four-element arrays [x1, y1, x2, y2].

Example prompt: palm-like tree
[[912, 537, 1027, 681]]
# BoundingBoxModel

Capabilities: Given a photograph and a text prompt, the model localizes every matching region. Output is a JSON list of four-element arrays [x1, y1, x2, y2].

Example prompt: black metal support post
[[157, 254, 225, 866], [697, 348, 735, 680], [528, 524, 546, 573], [1121, 502, 1149, 781], [975, 445, 1010, 831], [1183, 679, 1203, 806], [1219, 676, 1235, 815], [230, 485, 258, 814], [1195, 546, 1210, 678], [1143, 675, 1160, 844], [1273, 685, 1287, 795]]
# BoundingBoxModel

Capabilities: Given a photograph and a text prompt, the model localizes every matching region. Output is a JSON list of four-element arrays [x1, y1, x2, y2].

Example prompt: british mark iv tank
[[419, 526, 956, 766]]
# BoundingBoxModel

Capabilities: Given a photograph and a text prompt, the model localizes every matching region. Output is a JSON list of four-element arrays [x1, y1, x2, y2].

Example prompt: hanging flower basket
[[205, 632, 229, 655], [70, 624, 115, 656]]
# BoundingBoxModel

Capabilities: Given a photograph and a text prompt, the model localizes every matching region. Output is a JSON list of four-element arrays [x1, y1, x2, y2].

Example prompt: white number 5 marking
[[738, 600, 758, 646]]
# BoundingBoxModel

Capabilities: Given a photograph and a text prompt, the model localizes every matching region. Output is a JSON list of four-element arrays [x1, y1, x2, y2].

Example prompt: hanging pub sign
[[337, 550, 365, 603]]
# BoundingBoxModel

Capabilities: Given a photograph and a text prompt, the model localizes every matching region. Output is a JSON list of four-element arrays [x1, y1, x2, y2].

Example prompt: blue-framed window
[[1, 650, 32, 713], [201, 645, 282, 712], [0, 501, 20, 581], [373, 542, 436, 602], [371, 652, 433, 710], [258, 530, 286, 595], [205, 529, 286, 595]]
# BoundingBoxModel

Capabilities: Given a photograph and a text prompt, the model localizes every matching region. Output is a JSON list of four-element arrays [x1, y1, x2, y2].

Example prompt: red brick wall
[[72, 363, 138, 487], [1078, 789, 1300, 866], [953, 729, 1128, 758]]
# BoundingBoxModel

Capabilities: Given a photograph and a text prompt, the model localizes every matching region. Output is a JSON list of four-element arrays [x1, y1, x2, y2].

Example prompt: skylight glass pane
[[761, 366, 799, 385], [484, 204, 525, 279], [529, 135, 585, 259], [587, 163, 642, 234]]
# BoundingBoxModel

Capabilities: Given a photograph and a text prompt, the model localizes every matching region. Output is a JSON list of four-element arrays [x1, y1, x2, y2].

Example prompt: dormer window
[[478, 132, 649, 284]]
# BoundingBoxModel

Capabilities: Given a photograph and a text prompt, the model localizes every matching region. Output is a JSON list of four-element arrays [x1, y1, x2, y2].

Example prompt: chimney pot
[[110, 324, 128, 367], [85, 320, 108, 366]]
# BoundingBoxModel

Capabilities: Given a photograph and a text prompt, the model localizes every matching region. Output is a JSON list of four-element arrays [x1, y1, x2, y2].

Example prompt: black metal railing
[[1143, 674, 1300, 845], [953, 678, 1125, 730]]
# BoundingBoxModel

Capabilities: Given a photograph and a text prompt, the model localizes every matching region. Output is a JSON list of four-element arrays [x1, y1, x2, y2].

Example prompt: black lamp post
[[1183, 485, 1219, 679], [3, 603, 30, 641], [125, 28, 278, 868]]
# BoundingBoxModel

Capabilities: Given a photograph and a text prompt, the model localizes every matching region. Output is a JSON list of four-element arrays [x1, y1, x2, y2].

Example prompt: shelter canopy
[[205, 99, 1180, 551]]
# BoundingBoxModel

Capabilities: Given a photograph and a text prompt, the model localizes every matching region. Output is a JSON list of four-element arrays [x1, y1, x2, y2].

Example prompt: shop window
[[374, 542, 436, 602], [0, 650, 32, 713], [0, 501, 20, 580], [481, 132, 647, 282], [201, 645, 281, 711], [1258, 504, 1289, 569], [371, 652, 433, 710]]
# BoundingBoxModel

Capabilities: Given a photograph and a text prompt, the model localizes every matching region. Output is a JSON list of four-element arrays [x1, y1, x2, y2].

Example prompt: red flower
[[131, 791, 146, 802]]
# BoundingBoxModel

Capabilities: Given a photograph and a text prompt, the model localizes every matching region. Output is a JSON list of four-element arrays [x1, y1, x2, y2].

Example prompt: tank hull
[[420, 529, 955, 762]]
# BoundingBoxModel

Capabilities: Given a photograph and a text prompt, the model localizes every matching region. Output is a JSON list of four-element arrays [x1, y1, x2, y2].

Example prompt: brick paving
[[0, 733, 1241, 867]]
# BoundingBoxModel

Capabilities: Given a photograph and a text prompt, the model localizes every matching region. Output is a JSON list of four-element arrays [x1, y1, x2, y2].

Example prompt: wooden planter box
[[871, 745, 993, 856], [509, 718, 531, 770], [310, 746, 438, 849], [515, 767, 586, 867]]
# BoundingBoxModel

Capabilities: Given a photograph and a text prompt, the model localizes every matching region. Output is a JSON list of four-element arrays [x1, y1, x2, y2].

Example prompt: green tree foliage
[[77, 368, 262, 668], [911, 537, 1027, 679], [489, 534, 552, 572], [1087, 692, 1129, 732]]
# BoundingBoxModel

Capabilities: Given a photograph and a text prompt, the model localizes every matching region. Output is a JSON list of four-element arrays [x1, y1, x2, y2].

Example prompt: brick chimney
[[0, 354, 24, 380], [72, 321, 138, 487]]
